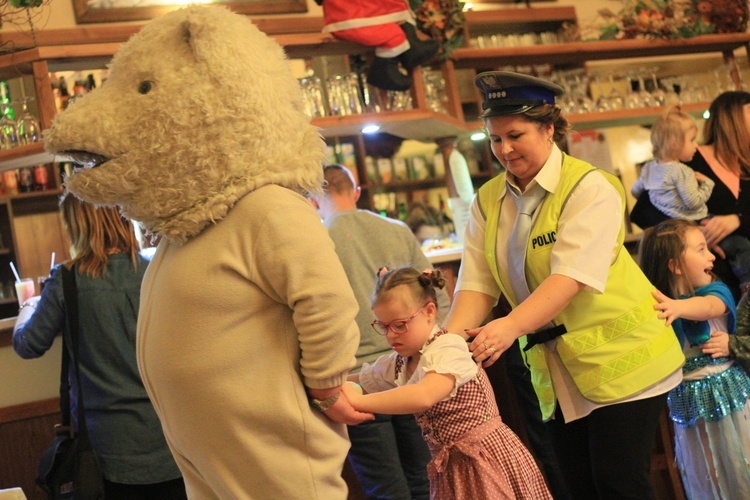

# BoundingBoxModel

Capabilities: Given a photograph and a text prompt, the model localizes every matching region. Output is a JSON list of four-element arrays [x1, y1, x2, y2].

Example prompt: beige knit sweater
[[137, 185, 359, 499]]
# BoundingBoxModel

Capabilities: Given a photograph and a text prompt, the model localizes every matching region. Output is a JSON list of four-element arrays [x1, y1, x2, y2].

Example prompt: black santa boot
[[398, 22, 440, 70], [367, 56, 412, 91]]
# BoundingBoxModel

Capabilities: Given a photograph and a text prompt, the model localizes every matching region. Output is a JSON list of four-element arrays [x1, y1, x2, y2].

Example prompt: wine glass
[[676, 75, 707, 104], [16, 97, 40, 145], [606, 73, 625, 111], [649, 68, 667, 107], [572, 72, 595, 113], [551, 71, 578, 114], [623, 71, 644, 109], [0, 103, 18, 150], [592, 73, 612, 112], [661, 77, 680, 107], [636, 68, 656, 108]]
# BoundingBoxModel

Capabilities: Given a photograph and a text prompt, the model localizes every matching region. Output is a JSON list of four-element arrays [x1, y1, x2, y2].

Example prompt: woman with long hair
[[13, 193, 186, 500], [631, 90, 750, 299]]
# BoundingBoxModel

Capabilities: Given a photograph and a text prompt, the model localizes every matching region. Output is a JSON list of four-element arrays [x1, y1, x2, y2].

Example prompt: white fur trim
[[375, 40, 410, 58], [322, 12, 413, 33]]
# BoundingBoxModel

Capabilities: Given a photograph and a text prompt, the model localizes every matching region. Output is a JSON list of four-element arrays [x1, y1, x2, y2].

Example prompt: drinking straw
[[50, 252, 55, 271], [9, 261, 20, 283]]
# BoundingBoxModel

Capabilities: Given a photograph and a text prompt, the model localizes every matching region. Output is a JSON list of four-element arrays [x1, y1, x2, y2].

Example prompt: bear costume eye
[[138, 81, 154, 94]]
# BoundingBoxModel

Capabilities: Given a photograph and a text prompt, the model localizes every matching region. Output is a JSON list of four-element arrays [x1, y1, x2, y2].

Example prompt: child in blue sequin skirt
[[640, 218, 750, 499]]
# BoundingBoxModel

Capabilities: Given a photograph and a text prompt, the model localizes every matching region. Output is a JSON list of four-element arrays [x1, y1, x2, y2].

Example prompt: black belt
[[522, 324, 567, 352]]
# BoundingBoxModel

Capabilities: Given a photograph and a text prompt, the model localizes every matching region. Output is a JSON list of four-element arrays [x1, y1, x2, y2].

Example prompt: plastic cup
[[15, 278, 35, 308]]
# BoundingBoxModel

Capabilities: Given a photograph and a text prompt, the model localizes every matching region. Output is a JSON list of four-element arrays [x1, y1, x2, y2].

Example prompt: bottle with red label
[[33, 165, 48, 191]]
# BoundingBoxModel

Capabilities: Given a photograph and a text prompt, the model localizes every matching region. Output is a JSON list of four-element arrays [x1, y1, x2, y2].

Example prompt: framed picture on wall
[[73, 0, 308, 24]]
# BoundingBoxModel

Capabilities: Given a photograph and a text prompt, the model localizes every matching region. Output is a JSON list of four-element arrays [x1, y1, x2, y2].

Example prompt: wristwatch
[[310, 392, 340, 412]]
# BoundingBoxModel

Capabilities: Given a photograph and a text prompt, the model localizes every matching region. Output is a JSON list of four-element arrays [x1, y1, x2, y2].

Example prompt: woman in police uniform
[[444, 71, 684, 499]]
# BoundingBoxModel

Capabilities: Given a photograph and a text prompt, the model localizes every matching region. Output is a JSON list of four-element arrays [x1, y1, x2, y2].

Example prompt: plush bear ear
[[180, 17, 202, 63], [179, 10, 217, 65]]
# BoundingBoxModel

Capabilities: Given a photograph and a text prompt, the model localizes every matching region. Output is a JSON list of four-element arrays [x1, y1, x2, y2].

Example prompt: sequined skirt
[[668, 354, 750, 428]]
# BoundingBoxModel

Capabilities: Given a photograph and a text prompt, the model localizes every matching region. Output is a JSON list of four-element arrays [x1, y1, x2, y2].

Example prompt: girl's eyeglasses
[[371, 303, 433, 336]]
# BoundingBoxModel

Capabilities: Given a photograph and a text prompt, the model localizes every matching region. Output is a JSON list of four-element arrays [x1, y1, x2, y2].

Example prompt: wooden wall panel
[[11, 212, 69, 289], [0, 399, 60, 500]]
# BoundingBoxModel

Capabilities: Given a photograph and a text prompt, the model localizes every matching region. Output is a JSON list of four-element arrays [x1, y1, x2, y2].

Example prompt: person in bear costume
[[44, 6, 373, 499], [316, 0, 439, 91]]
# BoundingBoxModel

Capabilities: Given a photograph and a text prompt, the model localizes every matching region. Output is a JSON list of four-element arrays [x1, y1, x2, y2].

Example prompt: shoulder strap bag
[[36, 265, 105, 499]]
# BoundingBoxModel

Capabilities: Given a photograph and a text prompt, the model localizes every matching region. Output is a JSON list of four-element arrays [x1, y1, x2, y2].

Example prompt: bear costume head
[[45, 6, 325, 244]]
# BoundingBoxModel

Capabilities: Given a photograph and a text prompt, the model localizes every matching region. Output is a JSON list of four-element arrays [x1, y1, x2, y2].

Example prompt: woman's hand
[[465, 275, 584, 367], [701, 214, 740, 251], [466, 316, 523, 367], [701, 331, 730, 358]]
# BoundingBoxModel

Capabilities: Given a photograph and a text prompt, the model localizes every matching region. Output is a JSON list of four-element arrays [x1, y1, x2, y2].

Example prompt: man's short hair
[[323, 164, 357, 196]]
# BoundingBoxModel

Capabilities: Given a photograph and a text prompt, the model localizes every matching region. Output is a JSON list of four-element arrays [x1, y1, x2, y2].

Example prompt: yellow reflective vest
[[478, 153, 683, 420]]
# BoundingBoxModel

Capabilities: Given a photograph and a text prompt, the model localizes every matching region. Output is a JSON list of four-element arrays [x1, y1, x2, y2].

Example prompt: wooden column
[[31, 60, 56, 132], [435, 136, 458, 198]]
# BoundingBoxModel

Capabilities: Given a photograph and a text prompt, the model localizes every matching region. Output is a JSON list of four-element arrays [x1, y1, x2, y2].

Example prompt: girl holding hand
[[344, 267, 550, 500]]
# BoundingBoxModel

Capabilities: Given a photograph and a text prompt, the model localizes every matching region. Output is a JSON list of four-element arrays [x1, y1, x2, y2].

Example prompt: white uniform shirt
[[456, 145, 681, 421]]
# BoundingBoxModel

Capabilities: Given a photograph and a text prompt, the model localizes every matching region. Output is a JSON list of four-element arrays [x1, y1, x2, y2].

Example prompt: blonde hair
[[650, 106, 696, 161], [60, 192, 140, 278]]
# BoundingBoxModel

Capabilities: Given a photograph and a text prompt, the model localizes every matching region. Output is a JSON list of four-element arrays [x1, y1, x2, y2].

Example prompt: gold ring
[[488, 347, 497, 354], [483, 343, 489, 350]]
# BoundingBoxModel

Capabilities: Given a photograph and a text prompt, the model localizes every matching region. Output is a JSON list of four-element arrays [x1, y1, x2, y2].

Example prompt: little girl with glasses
[[344, 266, 551, 499], [639, 218, 750, 498]]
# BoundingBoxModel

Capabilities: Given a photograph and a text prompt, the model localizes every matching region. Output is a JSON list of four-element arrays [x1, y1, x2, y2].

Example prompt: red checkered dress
[[391, 330, 552, 500]]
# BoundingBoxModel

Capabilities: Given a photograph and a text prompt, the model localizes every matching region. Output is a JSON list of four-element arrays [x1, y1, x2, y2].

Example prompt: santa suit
[[321, 0, 414, 58]]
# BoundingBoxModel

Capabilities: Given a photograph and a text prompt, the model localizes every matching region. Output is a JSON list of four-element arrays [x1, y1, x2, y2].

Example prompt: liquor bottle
[[18, 167, 34, 193], [51, 81, 62, 112], [33, 165, 49, 191], [0, 81, 14, 120], [86, 74, 96, 92], [398, 203, 408, 222], [58, 76, 70, 110], [3, 170, 18, 196], [73, 80, 86, 97]]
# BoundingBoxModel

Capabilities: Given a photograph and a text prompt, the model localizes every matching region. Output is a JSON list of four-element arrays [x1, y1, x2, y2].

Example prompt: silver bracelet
[[20, 301, 37, 310]]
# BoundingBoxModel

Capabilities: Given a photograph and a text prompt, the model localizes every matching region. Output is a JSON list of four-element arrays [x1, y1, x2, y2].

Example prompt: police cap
[[474, 71, 564, 118]]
